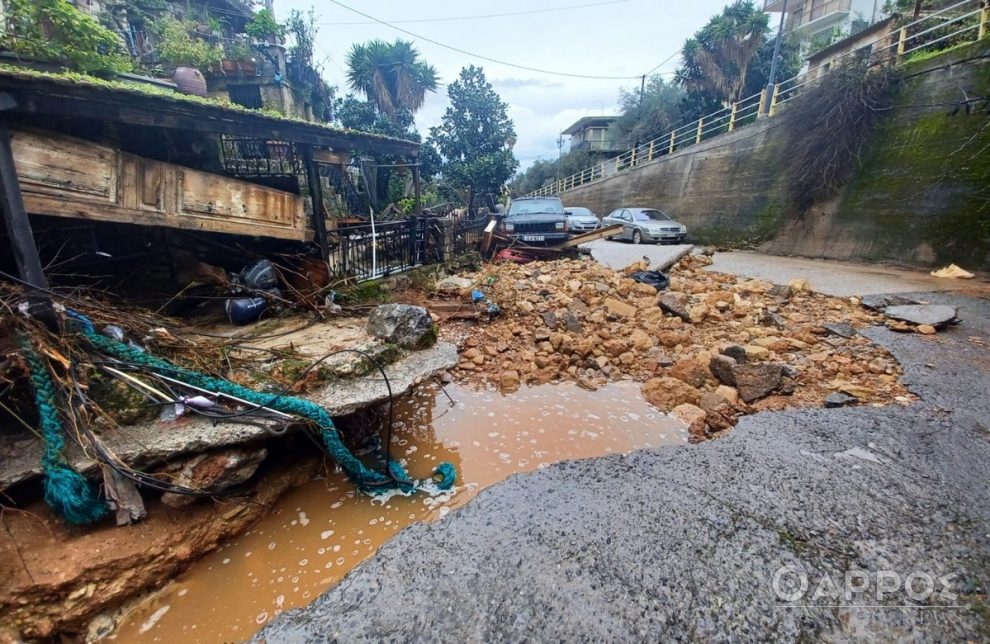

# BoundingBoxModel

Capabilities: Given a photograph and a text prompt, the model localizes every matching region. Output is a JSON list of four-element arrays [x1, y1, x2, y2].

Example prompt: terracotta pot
[[239, 58, 257, 75], [173, 66, 207, 96], [221, 59, 237, 73]]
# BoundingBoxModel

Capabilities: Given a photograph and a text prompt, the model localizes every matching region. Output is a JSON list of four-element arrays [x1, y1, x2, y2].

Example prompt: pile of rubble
[[442, 254, 919, 442]]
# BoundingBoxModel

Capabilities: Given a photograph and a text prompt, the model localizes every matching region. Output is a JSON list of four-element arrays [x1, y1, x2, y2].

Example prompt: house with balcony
[[764, 0, 885, 43], [562, 116, 624, 154]]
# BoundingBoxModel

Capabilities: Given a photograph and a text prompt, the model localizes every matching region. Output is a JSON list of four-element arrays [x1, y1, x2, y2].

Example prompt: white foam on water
[[138, 606, 170, 634], [298, 512, 310, 526]]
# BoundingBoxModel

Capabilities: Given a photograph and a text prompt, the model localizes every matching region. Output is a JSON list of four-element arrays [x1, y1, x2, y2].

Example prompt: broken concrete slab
[[823, 392, 858, 408], [883, 304, 958, 328], [859, 294, 919, 311], [823, 322, 856, 338], [0, 342, 458, 491]]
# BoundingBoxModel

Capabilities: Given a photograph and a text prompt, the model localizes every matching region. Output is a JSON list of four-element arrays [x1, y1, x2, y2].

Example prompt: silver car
[[564, 206, 600, 233], [602, 207, 687, 244]]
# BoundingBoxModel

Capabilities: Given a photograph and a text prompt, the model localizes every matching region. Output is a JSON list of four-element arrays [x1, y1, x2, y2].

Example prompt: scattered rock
[[642, 377, 701, 411], [732, 363, 785, 403], [883, 304, 958, 329], [671, 403, 708, 441], [669, 358, 713, 388], [499, 370, 521, 392], [435, 275, 473, 293], [788, 278, 810, 292], [367, 304, 436, 349], [160, 447, 268, 508], [533, 329, 552, 342], [604, 297, 637, 318], [824, 392, 858, 408], [760, 311, 787, 329], [659, 294, 690, 322], [824, 322, 856, 338], [715, 385, 740, 405], [709, 355, 738, 386], [742, 344, 770, 361], [769, 284, 792, 299], [721, 345, 747, 363], [916, 324, 937, 335], [561, 311, 583, 333], [541, 311, 558, 328]]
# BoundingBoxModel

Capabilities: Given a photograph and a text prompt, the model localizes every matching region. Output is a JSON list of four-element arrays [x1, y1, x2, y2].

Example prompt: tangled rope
[[66, 310, 456, 498], [21, 338, 108, 525]]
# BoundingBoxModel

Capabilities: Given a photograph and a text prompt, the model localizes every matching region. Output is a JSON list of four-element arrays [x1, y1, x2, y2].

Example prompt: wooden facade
[[11, 129, 307, 241]]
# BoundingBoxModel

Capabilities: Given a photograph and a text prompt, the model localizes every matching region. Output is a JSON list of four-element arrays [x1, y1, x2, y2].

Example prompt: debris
[[435, 276, 474, 293], [238, 259, 278, 290], [225, 297, 268, 325], [366, 304, 437, 349], [499, 370, 521, 392], [859, 294, 918, 311], [732, 363, 786, 403], [930, 264, 974, 279], [824, 392, 858, 408], [642, 377, 701, 411], [788, 278, 810, 292], [672, 403, 708, 441], [659, 294, 691, 322], [604, 297, 637, 318], [824, 322, 856, 338], [883, 304, 958, 329], [837, 383, 874, 399], [916, 324, 937, 335], [630, 270, 670, 292], [159, 447, 268, 508]]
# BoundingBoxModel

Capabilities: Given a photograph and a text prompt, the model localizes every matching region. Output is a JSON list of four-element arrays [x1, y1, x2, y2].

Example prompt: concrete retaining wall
[[561, 43, 990, 271]]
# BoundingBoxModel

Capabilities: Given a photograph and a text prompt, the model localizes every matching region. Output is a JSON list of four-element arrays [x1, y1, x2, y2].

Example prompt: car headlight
[[505, 222, 514, 232], [555, 222, 565, 230], [680, 225, 686, 233]]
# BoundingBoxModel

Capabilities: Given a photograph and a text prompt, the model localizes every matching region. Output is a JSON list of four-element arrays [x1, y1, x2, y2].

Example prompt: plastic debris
[[930, 264, 974, 279], [630, 270, 670, 291], [226, 297, 268, 325]]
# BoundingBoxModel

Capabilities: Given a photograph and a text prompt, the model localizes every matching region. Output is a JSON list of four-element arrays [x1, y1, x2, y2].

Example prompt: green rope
[[20, 339, 108, 525], [66, 311, 456, 495]]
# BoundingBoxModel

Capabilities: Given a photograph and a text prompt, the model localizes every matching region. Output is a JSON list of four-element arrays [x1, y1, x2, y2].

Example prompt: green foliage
[[2, 0, 132, 74], [676, 0, 769, 103], [285, 8, 315, 66], [616, 75, 684, 145], [245, 9, 285, 41], [346, 39, 438, 121], [428, 66, 519, 209], [741, 34, 803, 98], [154, 16, 223, 71]]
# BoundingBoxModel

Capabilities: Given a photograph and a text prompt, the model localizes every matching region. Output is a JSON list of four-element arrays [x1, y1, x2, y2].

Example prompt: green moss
[[88, 374, 158, 425], [335, 280, 391, 305], [416, 323, 438, 350]]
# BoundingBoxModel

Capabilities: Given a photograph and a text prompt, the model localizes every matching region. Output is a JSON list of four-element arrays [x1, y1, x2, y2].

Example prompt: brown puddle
[[111, 381, 687, 642]]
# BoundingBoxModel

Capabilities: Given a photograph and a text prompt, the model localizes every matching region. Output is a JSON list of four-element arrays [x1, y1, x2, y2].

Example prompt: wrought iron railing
[[527, 0, 988, 198]]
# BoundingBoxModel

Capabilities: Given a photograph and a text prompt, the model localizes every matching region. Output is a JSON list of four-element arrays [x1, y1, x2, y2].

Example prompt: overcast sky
[[277, 0, 739, 169]]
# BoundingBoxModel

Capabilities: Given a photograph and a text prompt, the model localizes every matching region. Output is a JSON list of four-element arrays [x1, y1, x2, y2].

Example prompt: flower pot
[[173, 66, 207, 96], [239, 58, 257, 75], [221, 59, 238, 73]]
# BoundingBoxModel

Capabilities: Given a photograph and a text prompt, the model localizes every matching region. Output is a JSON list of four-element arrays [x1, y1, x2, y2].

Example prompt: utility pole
[[556, 134, 565, 179], [764, 0, 789, 116]]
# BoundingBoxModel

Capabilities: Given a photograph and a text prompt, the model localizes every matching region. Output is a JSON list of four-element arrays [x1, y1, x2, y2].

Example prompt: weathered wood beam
[[302, 145, 329, 259], [0, 93, 54, 325]]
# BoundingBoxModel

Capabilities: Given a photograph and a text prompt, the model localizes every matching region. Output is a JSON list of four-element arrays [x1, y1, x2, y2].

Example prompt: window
[[228, 85, 263, 110]]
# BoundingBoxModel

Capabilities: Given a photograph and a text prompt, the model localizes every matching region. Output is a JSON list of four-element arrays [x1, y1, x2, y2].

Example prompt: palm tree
[[677, 1, 769, 103], [345, 39, 439, 121]]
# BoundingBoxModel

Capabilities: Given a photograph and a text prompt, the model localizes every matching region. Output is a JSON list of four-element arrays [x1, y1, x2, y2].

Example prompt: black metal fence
[[325, 216, 489, 283]]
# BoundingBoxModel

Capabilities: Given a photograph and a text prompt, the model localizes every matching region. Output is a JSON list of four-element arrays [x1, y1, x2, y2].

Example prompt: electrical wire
[[320, 0, 632, 25], [328, 0, 646, 80]]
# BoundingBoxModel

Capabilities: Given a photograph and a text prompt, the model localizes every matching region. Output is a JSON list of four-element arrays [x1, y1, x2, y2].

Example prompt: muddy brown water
[[111, 381, 686, 642]]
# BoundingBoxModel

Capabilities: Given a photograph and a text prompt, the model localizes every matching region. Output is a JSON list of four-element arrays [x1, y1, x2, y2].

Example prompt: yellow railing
[[527, 0, 986, 199]]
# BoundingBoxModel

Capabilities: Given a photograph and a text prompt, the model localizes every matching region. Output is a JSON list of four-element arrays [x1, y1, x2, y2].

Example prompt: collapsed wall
[[562, 42, 990, 271]]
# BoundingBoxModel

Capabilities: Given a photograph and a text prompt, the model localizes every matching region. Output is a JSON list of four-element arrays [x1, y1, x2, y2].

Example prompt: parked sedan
[[602, 207, 687, 244], [564, 206, 600, 233]]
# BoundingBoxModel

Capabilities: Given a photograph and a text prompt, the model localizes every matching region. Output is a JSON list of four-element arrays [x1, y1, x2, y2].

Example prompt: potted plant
[[222, 39, 254, 74], [245, 9, 284, 45], [154, 16, 223, 95]]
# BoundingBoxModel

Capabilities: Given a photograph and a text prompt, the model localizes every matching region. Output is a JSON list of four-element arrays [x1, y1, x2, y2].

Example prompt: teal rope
[[21, 340, 108, 525], [67, 311, 456, 495]]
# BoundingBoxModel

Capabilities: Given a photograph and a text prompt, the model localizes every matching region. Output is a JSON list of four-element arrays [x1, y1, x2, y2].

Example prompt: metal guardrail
[[527, 0, 988, 199]]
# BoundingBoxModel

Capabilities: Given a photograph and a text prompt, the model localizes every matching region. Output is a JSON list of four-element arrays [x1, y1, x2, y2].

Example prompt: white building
[[764, 0, 887, 42]]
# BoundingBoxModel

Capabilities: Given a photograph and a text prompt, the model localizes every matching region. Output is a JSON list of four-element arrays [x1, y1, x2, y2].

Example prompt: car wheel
[[632, 230, 642, 244]]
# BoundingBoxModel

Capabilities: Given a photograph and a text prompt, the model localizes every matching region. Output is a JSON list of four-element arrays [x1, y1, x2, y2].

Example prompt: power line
[[327, 0, 646, 81], [318, 0, 631, 25]]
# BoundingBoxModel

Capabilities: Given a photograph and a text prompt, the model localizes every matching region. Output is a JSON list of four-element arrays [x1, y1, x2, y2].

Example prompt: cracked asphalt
[[257, 290, 990, 642]]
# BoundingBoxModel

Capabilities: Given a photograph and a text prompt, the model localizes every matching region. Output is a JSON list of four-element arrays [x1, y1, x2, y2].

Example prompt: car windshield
[[508, 199, 564, 215], [566, 207, 594, 217], [633, 210, 671, 222]]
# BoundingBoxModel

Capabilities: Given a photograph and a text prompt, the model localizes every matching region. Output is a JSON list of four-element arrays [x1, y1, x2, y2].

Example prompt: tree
[[676, 1, 769, 103], [615, 75, 684, 146], [346, 39, 439, 122], [428, 66, 519, 211]]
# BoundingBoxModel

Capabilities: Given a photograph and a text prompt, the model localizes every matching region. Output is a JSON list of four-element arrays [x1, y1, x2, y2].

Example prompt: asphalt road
[[257, 290, 990, 642]]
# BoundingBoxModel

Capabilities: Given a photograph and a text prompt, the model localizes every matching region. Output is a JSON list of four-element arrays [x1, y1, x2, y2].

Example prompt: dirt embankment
[[443, 254, 913, 440]]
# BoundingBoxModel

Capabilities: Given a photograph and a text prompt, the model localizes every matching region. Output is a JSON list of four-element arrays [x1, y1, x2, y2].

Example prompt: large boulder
[[733, 363, 786, 403], [367, 304, 437, 349], [435, 275, 473, 293]]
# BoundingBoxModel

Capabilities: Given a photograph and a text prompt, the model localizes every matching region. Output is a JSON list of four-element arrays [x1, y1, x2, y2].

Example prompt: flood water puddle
[[112, 381, 687, 642]]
